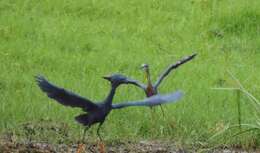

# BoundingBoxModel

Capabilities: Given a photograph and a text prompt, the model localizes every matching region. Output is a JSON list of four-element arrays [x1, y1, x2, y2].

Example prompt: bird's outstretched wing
[[36, 75, 99, 111], [124, 77, 147, 90], [154, 53, 197, 89], [112, 91, 183, 109]]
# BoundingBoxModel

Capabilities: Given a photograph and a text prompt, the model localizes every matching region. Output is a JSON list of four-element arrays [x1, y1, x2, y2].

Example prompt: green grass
[[1, 0, 260, 149]]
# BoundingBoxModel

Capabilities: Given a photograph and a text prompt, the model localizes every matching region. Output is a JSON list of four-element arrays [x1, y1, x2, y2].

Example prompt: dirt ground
[[0, 140, 176, 153], [1, 139, 259, 153], [0, 120, 258, 153]]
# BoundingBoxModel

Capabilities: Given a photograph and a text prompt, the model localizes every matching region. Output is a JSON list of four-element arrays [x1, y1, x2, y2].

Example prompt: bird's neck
[[105, 84, 117, 106], [145, 69, 152, 86]]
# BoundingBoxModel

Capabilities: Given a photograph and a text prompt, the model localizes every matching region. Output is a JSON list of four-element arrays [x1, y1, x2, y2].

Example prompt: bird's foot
[[76, 143, 85, 153], [98, 141, 105, 153]]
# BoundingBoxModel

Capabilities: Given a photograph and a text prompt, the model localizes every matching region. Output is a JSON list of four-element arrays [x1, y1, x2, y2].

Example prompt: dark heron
[[35, 74, 183, 151], [128, 53, 196, 115]]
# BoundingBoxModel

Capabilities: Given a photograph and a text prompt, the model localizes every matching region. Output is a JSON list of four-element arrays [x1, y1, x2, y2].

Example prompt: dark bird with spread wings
[[35, 74, 183, 142]]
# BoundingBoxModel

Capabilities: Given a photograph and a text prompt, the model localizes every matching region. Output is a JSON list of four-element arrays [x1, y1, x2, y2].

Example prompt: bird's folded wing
[[154, 53, 197, 89], [112, 91, 183, 109], [36, 75, 98, 111]]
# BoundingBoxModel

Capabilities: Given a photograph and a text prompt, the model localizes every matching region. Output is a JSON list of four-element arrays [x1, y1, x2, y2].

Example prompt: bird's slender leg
[[149, 107, 156, 136], [159, 105, 166, 118], [97, 122, 103, 141], [97, 122, 105, 153], [82, 127, 89, 142], [76, 126, 89, 153], [149, 106, 155, 118]]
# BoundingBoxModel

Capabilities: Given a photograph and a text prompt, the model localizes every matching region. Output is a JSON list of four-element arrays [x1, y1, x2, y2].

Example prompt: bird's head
[[141, 63, 149, 71], [140, 63, 150, 81], [103, 74, 135, 86]]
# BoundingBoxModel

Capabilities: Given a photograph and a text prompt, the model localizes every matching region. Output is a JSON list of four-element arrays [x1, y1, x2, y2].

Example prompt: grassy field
[[1, 0, 260, 150]]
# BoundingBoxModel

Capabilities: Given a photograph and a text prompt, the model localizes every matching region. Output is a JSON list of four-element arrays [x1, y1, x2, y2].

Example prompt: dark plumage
[[36, 74, 183, 140]]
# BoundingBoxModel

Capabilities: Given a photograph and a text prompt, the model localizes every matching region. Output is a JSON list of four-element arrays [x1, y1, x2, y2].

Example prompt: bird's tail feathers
[[75, 114, 90, 126]]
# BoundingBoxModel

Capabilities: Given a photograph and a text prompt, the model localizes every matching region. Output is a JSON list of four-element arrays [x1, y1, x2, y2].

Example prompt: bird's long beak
[[102, 75, 111, 81]]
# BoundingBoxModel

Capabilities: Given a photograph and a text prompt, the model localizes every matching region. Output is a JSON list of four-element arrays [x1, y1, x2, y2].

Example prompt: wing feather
[[126, 78, 147, 90], [36, 75, 98, 111], [112, 91, 183, 109], [154, 53, 197, 88]]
